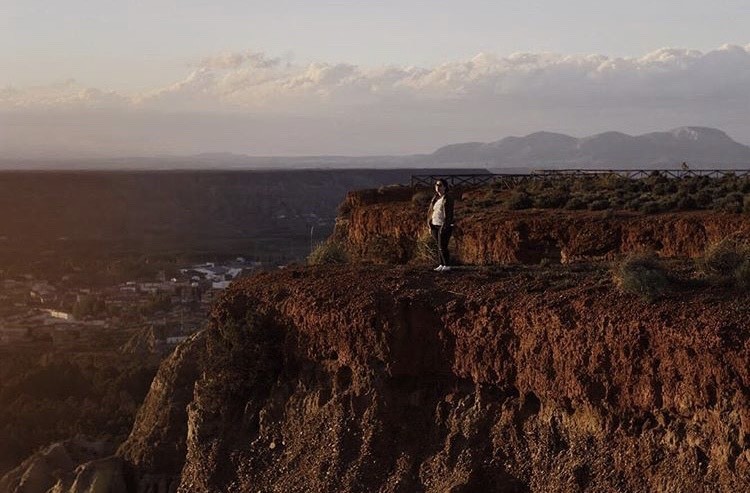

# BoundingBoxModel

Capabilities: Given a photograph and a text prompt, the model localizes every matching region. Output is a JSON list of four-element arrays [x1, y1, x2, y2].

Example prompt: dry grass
[[699, 236, 750, 287], [307, 240, 348, 265], [612, 252, 670, 302]]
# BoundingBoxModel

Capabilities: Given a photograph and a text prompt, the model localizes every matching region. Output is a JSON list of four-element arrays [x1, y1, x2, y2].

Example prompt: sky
[[1, 0, 750, 158]]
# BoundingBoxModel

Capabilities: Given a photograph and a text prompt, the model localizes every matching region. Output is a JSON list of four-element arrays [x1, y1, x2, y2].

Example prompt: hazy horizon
[[2, 1, 749, 159]]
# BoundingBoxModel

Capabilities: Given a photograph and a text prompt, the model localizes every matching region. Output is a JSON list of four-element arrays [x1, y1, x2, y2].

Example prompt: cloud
[[0, 79, 129, 110], [144, 43, 750, 113], [5, 44, 750, 112], [2, 44, 750, 156], [197, 50, 282, 70]]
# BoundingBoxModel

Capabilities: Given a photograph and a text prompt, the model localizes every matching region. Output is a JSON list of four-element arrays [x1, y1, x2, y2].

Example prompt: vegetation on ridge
[[461, 173, 750, 214], [612, 252, 670, 303], [307, 240, 348, 265], [699, 236, 750, 288]]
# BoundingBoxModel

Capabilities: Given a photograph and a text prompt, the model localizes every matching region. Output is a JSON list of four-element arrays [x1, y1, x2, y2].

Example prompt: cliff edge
[[334, 186, 750, 265], [112, 264, 749, 492]]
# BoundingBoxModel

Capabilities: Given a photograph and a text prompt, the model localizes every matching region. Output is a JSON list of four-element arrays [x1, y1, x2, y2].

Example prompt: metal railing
[[410, 173, 534, 189], [411, 169, 750, 188], [533, 169, 750, 179]]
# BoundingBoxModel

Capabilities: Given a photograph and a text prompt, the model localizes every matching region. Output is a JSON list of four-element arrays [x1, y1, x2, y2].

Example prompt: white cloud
[[197, 50, 282, 70], [0, 79, 129, 110], [2, 44, 750, 156], [5, 44, 750, 111]]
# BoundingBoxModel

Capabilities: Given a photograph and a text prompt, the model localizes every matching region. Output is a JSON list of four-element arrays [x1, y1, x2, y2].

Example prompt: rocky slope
[[10, 264, 744, 492], [335, 187, 750, 265], [0, 438, 122, 493]]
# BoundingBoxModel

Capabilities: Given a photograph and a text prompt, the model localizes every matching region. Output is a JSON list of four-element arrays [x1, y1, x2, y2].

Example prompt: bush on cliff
[[588, 199, 611, 211], [534, 190, 570, 209], [307, 240, 348, 265], [202, 308, 283, 413], [411, 191, 432, 207], [414, 230, 438, 264], [501, 173, 750, 215], [713, 193, 744, 213], [505, 191, 533, 210], [699, 237, 750, 287], [564, 196, 588, 210], [612, 252, 670, 302]]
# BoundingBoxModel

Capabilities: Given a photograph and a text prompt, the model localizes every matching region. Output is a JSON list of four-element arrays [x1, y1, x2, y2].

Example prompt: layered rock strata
[[111, 265, 750, 492], [335, 188, 750, 264]]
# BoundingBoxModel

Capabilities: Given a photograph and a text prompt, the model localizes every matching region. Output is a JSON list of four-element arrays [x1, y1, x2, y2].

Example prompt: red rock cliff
[[335, 188, 750, 264], [113, 265, 750, 492]]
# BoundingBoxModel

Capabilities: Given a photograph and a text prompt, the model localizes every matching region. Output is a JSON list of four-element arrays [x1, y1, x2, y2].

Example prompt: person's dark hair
[[435, 179, 450, 193]]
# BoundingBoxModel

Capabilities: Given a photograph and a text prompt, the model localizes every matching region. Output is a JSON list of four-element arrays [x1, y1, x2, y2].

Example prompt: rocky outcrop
[[116, 331, 207, 492], [335, 188, 750, 264], [105, 265, 750, 492], [0, 439, 121, 493]]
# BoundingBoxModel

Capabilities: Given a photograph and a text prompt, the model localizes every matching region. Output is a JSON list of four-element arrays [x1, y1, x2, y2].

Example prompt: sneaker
[[441, 265, 452, 272], [434, 265, 444, 272]]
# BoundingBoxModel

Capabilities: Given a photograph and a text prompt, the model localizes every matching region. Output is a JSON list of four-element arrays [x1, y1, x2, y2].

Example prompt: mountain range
[[2, 126, 749, 170], [430, 126, 750, 169]]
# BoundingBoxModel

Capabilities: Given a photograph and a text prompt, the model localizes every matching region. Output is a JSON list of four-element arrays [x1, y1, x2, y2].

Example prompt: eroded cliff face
[[114, 265, 750, 492], [0, 439, 124, 493], [116, 330, 207, 492], [9, 183, 750, 493], [334, 188, 750, 264]]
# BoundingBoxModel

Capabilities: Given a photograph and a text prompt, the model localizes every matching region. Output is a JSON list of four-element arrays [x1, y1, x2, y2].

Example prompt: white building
[[43, 309, 75, 321]]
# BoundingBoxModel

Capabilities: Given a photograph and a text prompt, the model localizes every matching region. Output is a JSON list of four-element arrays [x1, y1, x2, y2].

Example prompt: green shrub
[[694, 190, 713, 207], [467, 174, 750, 214], [646, 171, 668, 185], [307, 240, 348, 265], [612, 252, 669, 302], [713, 192, 744, 213], [653, 183, 668, 196], [414, 230, 438, 263], [411, 191, 432, 207], [564, 196, 588, 210], [699, 237, 750, 284], [639, 201, 661, 214], [573, 178, 597, 193], [505, 191, 533, 210], [624, 199, 642, 211], [203, 308, 283, 411], [588, 199, 611, 211], [676, 194, 697, 211], [534, 190, 570, 209], [657, 197, 678, 211]]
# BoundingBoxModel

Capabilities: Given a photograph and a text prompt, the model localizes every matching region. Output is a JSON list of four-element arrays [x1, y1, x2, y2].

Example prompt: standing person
[[427, 179, 455, 272]]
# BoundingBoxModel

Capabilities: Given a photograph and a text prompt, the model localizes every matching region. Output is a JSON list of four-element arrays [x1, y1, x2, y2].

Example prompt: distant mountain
[[430, 127, 750, 169], [4, 126, 748, 171]]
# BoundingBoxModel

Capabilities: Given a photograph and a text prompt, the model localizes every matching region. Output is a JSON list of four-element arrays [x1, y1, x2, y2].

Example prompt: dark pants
[[430, 224, 452, 266]]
